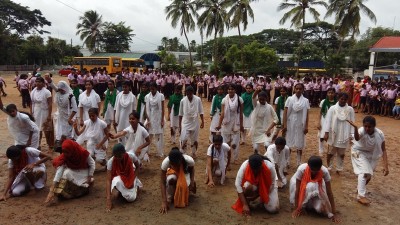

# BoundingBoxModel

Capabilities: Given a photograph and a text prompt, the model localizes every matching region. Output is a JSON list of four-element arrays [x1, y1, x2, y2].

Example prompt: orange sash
[[167, 165, 189, 208], [297, 166, 324, 210], [232, 162, 272, 214]]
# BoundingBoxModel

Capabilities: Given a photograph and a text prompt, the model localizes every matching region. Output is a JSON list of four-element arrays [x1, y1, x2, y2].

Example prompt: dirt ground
[[0, 72, 399, 225]]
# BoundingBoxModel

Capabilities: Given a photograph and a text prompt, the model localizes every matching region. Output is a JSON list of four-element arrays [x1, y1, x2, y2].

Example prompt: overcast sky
[[13, 0, 400, 52]]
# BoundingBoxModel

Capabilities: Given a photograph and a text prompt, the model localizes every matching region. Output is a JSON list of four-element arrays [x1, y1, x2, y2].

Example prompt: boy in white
[[347, 116, 389, 205], [205, 135, 231, 187], [179, 86, 204, 158], [290, 156, 340, 223], [114, 81, 136, 145], [324, 92, 355, 173], [265, 137, 290, 188], [250, 87, 279, 152]]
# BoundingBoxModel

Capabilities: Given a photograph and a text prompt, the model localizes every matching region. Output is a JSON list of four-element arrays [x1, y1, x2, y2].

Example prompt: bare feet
[[357, 196, 371, 205]]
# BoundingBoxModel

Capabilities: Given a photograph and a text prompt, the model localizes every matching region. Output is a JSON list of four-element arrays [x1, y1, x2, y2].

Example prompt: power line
[[55, 0, 84, 14]]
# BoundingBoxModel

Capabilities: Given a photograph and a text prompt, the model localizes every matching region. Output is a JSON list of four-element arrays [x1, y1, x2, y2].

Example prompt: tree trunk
[[238, 24, 244, 74], [182, 21, 193, 76], [297, 9, 306, 76], [213, 30, 219, 76], [201, 29, 204, 70], [337, 36, 344, 54]]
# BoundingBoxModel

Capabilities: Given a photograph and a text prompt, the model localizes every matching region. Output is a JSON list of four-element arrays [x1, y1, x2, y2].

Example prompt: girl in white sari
[[216, 84, 244, 163], [347, 116, 389, 205], [78, 80, 101, 126], [283, 83, 310, 166], [145, 82, 165, 158], [114, 81, 136, 144], [250, 87, 279, 153], [48, 80, 77, 141]]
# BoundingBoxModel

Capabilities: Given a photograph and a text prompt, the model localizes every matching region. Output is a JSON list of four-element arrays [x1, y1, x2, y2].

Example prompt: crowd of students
[[0, 68, 393, 223]]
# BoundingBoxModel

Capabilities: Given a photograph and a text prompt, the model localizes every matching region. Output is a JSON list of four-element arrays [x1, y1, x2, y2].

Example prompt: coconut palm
[[226, 0, 256, 72], [325, 0, 376, 52], [278, 0, 328, 45], [197, 0, 231, 74], [76, 10, 103, 52], [165, 0, 198, 74]]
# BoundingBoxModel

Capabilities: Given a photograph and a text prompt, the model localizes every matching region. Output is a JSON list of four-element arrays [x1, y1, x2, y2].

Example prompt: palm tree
[[161, 36, 169, 50], [326, 0, 376, 53], [76, 10, 103, 52], [165, 0, 198, 75], [277, 0, 328, 46], [226, 0, 255, 72], [197, 0, 231, 75]]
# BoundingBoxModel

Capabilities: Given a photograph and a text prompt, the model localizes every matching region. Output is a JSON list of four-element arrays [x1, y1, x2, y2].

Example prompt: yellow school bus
[[73, 57, 122, 75], [122, 58, 147, 72]]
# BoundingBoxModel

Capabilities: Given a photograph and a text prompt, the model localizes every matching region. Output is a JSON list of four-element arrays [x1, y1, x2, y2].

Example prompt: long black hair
[[168, 147, 188, 174]]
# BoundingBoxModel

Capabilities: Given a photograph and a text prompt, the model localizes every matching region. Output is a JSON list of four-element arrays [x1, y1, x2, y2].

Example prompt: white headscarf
[[55, 81, 72, 108]]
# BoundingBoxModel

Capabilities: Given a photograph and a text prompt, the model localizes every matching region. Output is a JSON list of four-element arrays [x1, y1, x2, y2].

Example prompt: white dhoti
[[111, 176, 142, 202], [289, 176, 333, 217], [11, 167, 46, 196]]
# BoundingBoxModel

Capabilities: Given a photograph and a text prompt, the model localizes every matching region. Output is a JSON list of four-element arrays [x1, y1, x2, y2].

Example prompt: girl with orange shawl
[[232, 154, 279, 216], [45, 139, 95, 204], [290, 156, 340, 223], [1, 145, 50, 201], [106, 144, 143, 211], [159, 148, 196, 214]]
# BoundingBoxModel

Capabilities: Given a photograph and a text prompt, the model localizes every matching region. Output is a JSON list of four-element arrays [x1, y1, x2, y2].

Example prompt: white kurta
[[209, 95, 222, 133], [8, 147, 46, 190], [324, 103, 355, 149], [170, 108, 179, 128], [249, 100, 279, 145], [285, 95, 310, 149], [123, 125, 150, 160], [30, 87, 52, 131], [107, 153, 143, 202], [206, 143, 230, 184], [179, 96, 204, 140], [54, 93, 78, 140], [221, 94, 244, 134], [103, 90, 119, 125], [78, 90, 101, 121], [265, 144, 290, 185], [76, 118, 108, 151], [145, 92, 165, 134], [351, 127, 384, 175], [7, 112, 40, 148], [115, 92, 136, 132]]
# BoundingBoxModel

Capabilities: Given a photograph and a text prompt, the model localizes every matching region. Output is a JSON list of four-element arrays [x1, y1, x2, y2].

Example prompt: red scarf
[[53, 139, 90, 169], [111, 153, 135, 189], [232, 162, 272, 214], [13, 149, 28, 175], [297, 166, 324, 210]]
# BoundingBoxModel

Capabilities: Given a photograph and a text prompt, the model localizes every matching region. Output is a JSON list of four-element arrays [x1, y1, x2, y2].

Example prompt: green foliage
[[325, 53, 346, 75], [76, 10, 103, 52], [225, 41, 279, 74], [158, 50, 178, 65], [99, 22, 134, 53], [294, 43, 324, 61], [0, 0, 51, 35]]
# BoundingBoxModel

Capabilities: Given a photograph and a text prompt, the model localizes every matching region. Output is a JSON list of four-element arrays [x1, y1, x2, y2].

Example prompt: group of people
[[0, 69, 391, 222]]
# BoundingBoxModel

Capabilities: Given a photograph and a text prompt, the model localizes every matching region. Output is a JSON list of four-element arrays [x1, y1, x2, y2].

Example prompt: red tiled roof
[[369, 36, 400, 52]]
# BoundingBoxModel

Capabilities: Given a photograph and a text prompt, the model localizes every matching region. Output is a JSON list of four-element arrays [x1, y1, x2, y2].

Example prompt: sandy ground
[[0, 72, 399, 225]]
